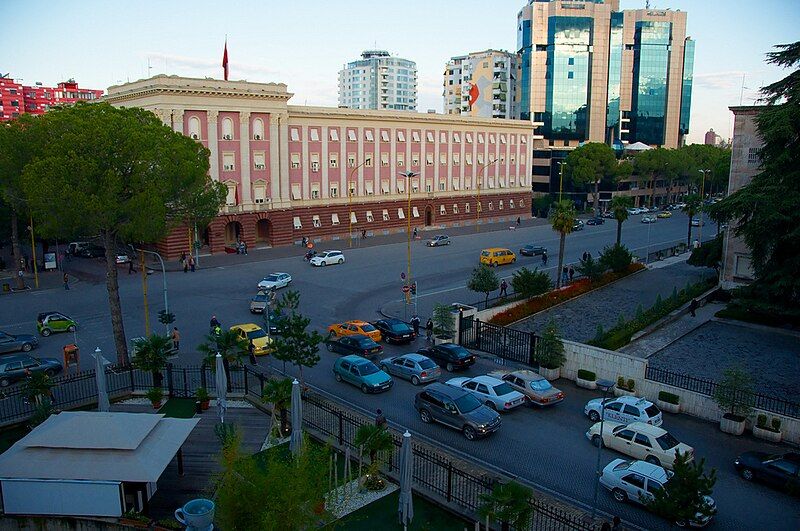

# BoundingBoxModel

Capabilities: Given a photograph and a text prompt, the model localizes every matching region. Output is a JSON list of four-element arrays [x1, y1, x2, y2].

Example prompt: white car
[[584, 396, 663, 426], [257, 272, 292, 290], [310, 250, 345, 267], [586, 421, 694, 469], [445, 375, 526, 412]]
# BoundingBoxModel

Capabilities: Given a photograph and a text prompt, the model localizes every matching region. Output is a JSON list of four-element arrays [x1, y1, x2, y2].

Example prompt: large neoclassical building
[[104, 75, 538, 258]]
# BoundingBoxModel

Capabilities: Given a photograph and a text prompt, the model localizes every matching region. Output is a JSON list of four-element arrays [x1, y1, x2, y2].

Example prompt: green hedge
[[577, 369, 596, 381], [589, 277, 717, 351], [658, 391, 680, 405]]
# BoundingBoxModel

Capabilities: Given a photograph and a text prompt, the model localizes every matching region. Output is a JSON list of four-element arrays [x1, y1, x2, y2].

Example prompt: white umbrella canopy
[[289, 379, 303, 456], [624, 141, 653, 151], [94, 347, 110, 412], [215, 354, 227, 424], [398, 430, 414, 529]]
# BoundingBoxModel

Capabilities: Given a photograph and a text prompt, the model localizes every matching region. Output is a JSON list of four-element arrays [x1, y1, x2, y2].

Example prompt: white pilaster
[[239, 111, 252, 205], [269, 115, 280, 202], [322, 126, 329, 199], [207, 110, 219, 182], [278, 113, 290, 204]]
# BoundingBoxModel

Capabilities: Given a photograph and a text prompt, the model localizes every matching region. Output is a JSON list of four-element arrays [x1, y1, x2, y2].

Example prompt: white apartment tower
[[338, 50, 417, 111], [443, 50, 518, 120]]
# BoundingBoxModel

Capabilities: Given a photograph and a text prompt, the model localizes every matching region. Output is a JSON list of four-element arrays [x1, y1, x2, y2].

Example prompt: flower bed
[[488, 263, 645, 326]]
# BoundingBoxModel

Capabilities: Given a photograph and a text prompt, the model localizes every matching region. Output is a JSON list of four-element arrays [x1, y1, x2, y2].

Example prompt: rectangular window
[[330, 153, 338, 168], [397, 180, 405, 193], [347, 129, 357, 142], [381, 180, 390, 194], [412, 131, 420, 142], [330, 185, 339, 198], [380, 130, 389, 142], [747, 148, 761, 165], [465, 203, 471, 213], [348, 153, 356, 168], [412, 178, 419, 192], [478, 134, 485, 143], [310, 153, 320, 172], [453, 204, 459, 214], [453, 133, 461, 143], [489, 135, 496, 144], [499, 200, 504, 210], [253, 184, 266, 203], [412, 153, 420, 167], [223, 153, 235, 171], [509, 199, 515, 209], [500, 135, 506, 144], [465, 153, 473, 165], [293, 216, 302, 229], [253, 152, 266, 170], [291, 184, 301, 200], [350, 212, 357, 224], [310, 129, 320, 142], [521, 136, 527, 144], [382, 209, 390, 221], [365, 181, 374, 195], [426, 131, 434, 142], [452, 178, 460, 190], [438, 182, 446, 191], [397, 153, 405, 166], [290, 128, 300, 142], [425, 153, 433, 166], [330, 129, 339, 141], [397, 130, 406, 142], [312, 215, 321, 227], [519, 199, 524, 208], [510, 155, 515, 165], [466, 133, 473, 143], [439, 204, 446, 215], [397, 208, 405, 219], [440, 132, 447, 143], [225, 185, 236, 205], [425, 181, 432, 192], [365, 154, 373, 167], [348, 181, 356, 197], [412, 206, 420, 218], [477, 153, 484, 165], [366, 211, 374, 222], [381, 153, 389, 166], [365, 130, 374, 142], [440, 153, 447, 165], [332, 213, 340, 225], [290, 153, 300, 169]]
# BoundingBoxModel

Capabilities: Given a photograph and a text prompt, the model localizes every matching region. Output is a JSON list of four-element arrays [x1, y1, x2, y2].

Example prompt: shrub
[[146, 387, 164, 405], [627, 378, 635, 391], [757, 414, 767, 428], [599, 243, 634, 273], [617, 376, 626, 388], [658, 391, 680, 405], [511, 267, 553, 299], [575, 255, 606, 282], [713, 366, 755, 420], [195, 386, 210, 402], [537, 318, 565, 369], [577, 369, 596, 381], [432, 303, 455, 337], [771, 417, 782, 432]]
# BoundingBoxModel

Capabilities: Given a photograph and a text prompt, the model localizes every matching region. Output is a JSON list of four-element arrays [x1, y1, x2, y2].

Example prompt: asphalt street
[[4, 211, 796, 530]]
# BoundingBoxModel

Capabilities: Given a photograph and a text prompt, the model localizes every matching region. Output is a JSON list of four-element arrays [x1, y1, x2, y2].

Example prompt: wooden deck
[[111, 403, 270, 521]]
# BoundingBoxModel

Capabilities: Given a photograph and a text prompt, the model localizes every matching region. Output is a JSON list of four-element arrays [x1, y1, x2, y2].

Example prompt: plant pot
[[720, 414, 746, 435], [657, 399, 680, 414], [576, 377, 597, 390], [119, 519, 151, 529], [201, 400, 210, 411], [539, 366, 560, 381], [753, 425, 782, 443], [151, 400, 162, 410], [433, 335, 453, 346], [614, 387, 636, 398]]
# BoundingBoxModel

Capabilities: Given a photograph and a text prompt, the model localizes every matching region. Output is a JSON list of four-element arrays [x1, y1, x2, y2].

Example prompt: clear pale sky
[[1, 0, 798, 144]]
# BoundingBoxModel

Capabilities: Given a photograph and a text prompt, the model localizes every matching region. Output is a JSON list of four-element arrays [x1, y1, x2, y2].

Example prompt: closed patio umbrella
[[289, 379, 303, 456], [215, 353, 227, 424], [94, 347, 110, 412], [398, 430, 414, 529]]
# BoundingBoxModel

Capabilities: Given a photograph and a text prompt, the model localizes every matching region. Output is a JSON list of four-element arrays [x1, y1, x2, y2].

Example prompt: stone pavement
[[621, 302, 724, 358]]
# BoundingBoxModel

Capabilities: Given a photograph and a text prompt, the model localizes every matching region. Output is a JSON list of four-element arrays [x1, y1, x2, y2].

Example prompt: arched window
[[188, 117, 201, 140], [252, 118, 264, 140], [222, 118, 233, 140]]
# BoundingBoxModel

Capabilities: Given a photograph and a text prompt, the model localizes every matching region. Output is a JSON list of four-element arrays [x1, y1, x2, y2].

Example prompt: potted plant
[[656, 390, 681, 414], [262, 377, 292, 444], [476, 480, 534, 531], [195, 387, 210, 411], [537, 318, 565, 381], [752, 414, 782, 443], [712, 366, 754, 435], [431, 303, 455, 345], [146, 387, 164, 409], [576, 369, 597, 390], [614, 376, 636, 397], [120, 509, 151, 528]]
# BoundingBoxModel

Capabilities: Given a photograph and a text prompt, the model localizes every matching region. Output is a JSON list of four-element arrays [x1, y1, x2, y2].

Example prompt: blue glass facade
[[544, 16, 593, 140], [517, 19, 532, 121], [679, 38, 695, 136], [605, 12, 624, 144], [630, 21, 672, 145]]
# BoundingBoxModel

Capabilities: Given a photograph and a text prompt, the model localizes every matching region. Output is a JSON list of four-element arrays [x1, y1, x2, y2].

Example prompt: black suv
[[414, 382, 501, 440], [418, 344, 476, 372], [371, 318, 416, 344]]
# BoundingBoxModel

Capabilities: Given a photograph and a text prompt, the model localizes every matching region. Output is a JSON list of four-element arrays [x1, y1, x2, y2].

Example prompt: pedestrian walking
[[183, 259, 189, 273], [689, 298, 698, 317], [425, 318, 434, 342], [516, 216, 521, 226], [410, 315, 421, 337], [210, 315, 220, 334], [63, 273, 69, 290], [361, 229, 367, 239], [375, 408, 387, 428], [568, 266, 575, 283], [542, 251, 548, 266], [171, 327, 180, 350], [180, 252, 186, 266], [413, 227, 418, 239], [301, 236, 308, 247], [248, 340, 257, 365], [189, 255, 196, 272], [562, 266, 568, 284], [693, 238, 700, 249], [128, 259, 135, 274], [499, 279, 508, 297], [242, 241, 248, 255]]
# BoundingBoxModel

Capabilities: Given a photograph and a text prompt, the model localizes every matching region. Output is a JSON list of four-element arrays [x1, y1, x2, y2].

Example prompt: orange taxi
[[327, 320, 382, 342]]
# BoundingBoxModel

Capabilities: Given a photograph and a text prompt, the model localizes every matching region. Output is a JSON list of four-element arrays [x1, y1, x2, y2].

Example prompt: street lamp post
[[131, 246, 169, 335], [557, 161, 566, 203], [348, 160, 368, 248], [698, 169, 709, 244], [400, 171, 418, 314], [475, 158, 499, 233], [592, 378, 617, 520]]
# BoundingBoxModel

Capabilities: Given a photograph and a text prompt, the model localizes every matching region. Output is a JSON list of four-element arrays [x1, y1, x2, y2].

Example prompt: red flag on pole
[[222, 39, 229, 80]]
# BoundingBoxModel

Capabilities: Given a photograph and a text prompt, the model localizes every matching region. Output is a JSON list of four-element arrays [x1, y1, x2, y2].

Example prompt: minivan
[[479, 248, 516, 267]]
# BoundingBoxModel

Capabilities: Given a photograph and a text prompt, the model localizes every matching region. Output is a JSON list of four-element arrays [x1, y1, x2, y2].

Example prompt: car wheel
[[41, 328, 51, 337], [591, 435, 604, 448], [360, 384, 369, 394], [322, 261, 328, 266], [326, 343, 335, 352], [411, 375, 420, 386], [588, 410, 600, 422], [446, 363, 454, 372], [21, 343, 33, 352], [612, 488, 628, 503], [68, 325, 76, 332], [463, 426, 477, 441], [338, 258, 344, 264], [740, 468, 754, 481], [645, 456, 661, 466], [0, 378, 9, 387], [511, 258, 516, 263], [335, 373, 342, 382], [44, 369, 55, 377], [419, 409, 432, 423], [492, 261, 498, 267], [486, 401, 497, 411]]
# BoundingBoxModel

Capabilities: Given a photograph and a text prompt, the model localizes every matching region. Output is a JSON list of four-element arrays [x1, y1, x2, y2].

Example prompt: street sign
[[400, 272, 406, 280], [402, 285, 410, 293]]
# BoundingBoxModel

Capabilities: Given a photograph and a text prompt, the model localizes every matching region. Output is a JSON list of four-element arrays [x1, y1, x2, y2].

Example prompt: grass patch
[[0, 424, 30, 454], [157, 398, 197, 418], [326, 490, 469, 531]]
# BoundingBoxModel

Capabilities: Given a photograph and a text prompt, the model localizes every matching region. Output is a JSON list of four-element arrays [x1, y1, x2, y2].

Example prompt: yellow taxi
[[657, 210, 673, 218], [230, 323, 274, 356], [480, 248, 516, 267], [327, 320, 382, 342]]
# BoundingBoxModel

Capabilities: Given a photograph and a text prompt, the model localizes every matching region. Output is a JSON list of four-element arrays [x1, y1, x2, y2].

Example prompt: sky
[[1, 0, 798, 144]]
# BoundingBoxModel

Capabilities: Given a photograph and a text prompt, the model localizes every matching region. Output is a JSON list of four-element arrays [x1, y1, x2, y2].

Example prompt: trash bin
[[2, 283, 9, 292], [63, 344, 79, 370]]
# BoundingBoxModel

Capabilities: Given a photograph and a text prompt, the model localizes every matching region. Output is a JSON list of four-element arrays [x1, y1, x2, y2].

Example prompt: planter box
[[539, 367, 560, 381], [433, 335, 453, 346], [720, 415, 746, 436], [614, 387, 636, 398], [657, 399, 680, 414], [576, 377, 597, 390], [753, 425, 782, 443]]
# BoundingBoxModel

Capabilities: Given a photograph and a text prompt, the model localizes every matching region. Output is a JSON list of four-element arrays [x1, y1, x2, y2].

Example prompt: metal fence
[[459, 317, 542, 367], [645, 366, 800, 419]]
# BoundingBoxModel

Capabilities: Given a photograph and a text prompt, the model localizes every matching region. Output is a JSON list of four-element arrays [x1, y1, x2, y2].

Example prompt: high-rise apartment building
[[516, 0, 694, 149], [338, 50, 417, 111], [0, 76, 103, 122], [443, 50, 518, 120]]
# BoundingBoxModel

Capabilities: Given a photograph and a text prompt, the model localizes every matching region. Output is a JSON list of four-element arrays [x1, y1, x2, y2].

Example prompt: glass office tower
[[680, 39, 695, 137]]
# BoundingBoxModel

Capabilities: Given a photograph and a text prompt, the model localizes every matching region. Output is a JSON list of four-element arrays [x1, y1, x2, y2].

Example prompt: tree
[[262, 377, 292, 440], [549, 200, 577, 288], [610, 195, 634, 246], [467, 265, 500, 306], [712, 366, 755, 421], [198, 329, 248, 392], [353, 424, 393, 466], [431, 303, 455, 338], [19, 103, 224, 365], [712, 41, 800, 308], [564, 142, 620, 216], [635, 148, 682, 207], [645, 451, 717, 528], [575, 254, 605, 282], [682, 194, 702, 247], [599, 244, 634, 274], [511, 267, 552, 298], [477, 480, 534, 531], [687, 234, 723, 272], [537, 318, 565, 370], [22, 372, 55, 407], [269, 290, 324, 382], [131, 334, 173, 389]]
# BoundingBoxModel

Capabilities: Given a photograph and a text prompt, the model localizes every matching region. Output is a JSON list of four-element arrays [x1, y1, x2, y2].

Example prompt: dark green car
[[37, 312, 77, 337]]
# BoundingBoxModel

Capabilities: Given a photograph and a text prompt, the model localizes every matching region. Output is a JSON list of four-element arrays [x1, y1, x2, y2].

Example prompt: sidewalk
[[621, 302, 724, 358]]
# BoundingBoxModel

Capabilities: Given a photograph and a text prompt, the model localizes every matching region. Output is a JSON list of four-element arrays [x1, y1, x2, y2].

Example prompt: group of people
[[409, 315, 434, 341], [180, 252, 196, 273]]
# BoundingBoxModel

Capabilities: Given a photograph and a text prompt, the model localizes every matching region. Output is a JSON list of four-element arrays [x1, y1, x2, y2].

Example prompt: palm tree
[[22, 372, 55, 407], [610, 195, 634, 246], [198, 329, 248, 392], [131, 333, 173, 389], [550, 199, 577, 288], [262, 377, 292, 439], [682, 193, 702, 247], [477, 480, 535, 531]]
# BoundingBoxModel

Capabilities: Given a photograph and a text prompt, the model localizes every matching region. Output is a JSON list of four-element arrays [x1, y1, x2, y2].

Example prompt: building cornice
[[103, 75, 292, 105]]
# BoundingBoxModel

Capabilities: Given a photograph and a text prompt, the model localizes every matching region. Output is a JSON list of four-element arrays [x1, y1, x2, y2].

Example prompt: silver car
[[257, 272, 292, 290], [379, 353, 441, 385], [445, 375, 526, 412], [427, 235, 451, 247]]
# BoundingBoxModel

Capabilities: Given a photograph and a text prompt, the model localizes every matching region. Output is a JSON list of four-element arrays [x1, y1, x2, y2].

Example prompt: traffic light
[[410, 282, 417, 295]]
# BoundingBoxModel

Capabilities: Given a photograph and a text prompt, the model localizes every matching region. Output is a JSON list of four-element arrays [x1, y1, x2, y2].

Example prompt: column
[[321, 126, 329, 199], [172, 109, 184, 135], [207, 110, 220, 182], [269, 114, 280, 202], [278, 113, 291, 204], [239, 111, 252, 205], [301, 125, 309, 200]]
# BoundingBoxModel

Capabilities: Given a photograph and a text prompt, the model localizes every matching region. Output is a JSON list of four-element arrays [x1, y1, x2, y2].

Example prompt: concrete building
[[704, 128, 722, 146], [104, 75, 538, 258], [720, 106, 761, 288], [0, 76, 103, 122], [338, 50, 417, 111], [443, 50, 518, 119]]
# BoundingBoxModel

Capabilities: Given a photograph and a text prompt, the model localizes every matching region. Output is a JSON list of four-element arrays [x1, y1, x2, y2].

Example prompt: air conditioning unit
[[254, 135, 261, 140], [191, 133, 199, 140]]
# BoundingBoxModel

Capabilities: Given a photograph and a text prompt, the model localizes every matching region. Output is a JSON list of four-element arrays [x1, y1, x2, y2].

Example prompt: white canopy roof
[[624, 141, 653, 151], [0, 412, 198, 483]]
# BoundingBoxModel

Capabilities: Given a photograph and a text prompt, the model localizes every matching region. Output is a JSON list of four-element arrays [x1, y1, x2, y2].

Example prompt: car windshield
[[645, 404, 661, 417], [246, 329, 267, 340], [656, 432, 680, 451], [264, 275, 279, 282], [356, 338, 377, 348], [481, 251, 490, 257], [389, 323, 411, 332], [492, 383, 514, 396], [454, 393, 482, 413], [613, 461, 631, 472], [443, 345, 471, 359], [360, 323, 377, 332], [529, 379, 553, 391], [358, 362, 380, 376], [253, 294, 266, 302], [418, 359, 437, 370]]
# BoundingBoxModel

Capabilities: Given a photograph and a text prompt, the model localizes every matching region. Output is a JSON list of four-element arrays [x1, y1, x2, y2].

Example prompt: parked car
[[310, 250, 345, 266], [257, 272, 292, 291], [414, 382, 501, 440], [115, 253, 131, 264], [600, 459, 716, 527], [328, 320, 382, 342], [0, 354, 63, 387], [479, 248, 516, 267], [586, 217, 604, 225], [657, 211, 673, 218], [734, 451, 800, 493], [36, 312, 77, 337], [379, 353, 440, 385], [602, 211, 615, 219], [263, 309, 285, 335], [586, 421, 694, 469], [250, 291, 270, 314], [641, 215, 657, 224], [626, 207, 638, 215], [418, 344, 476, 372], [487, 369, 565, 406], [572, 220, 585, 231], [79, 244, 106, 258], [519, 244, 547, 257], [445, 375, 526, 412], [230, 324, 273, 356], [690, 218, 704, 227], [326, 334, 383, 359], [371, 318, 415, 344], [332, 355, 393, 394], [67, 242, 90, 256], [427, 235, 451, 247], [584, 396, 662, 426], [0, 331, 39, 354]]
